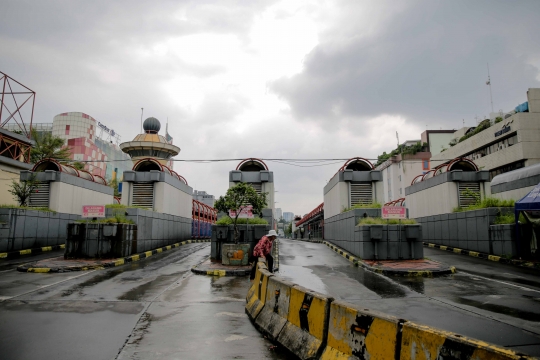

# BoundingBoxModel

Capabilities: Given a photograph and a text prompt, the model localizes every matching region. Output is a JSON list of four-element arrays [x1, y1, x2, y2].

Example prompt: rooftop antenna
[[140, 108, 144, 133], [486, 63, 494, 114]]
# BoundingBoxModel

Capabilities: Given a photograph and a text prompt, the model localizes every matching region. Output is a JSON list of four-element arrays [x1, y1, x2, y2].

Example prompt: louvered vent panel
[[458, 182, 481, 208], [249, 183, 262, 195], [29, 182, 50, 208], [132, 183, 154, 209], [350, 183, 372, 205]]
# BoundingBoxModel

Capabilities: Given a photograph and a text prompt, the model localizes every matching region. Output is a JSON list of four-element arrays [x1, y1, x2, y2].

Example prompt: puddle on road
[[61, 268, 124, 297], [453, 296, 540, 322], [117, 274, 180, 301]]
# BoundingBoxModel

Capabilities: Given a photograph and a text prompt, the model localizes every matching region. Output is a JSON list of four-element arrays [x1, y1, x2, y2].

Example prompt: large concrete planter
[[0, 208, 79, 252], [65, 223, 137, 259], [417, 208, 518, 255], [354, 224, 423, 260], [324, 208, 382, 250], [210, 224, 270, 260], [105, 208, 191, 252]]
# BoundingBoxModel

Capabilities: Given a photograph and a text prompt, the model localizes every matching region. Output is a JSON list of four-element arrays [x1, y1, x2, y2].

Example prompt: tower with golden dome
[[120, 117, 179, 166]]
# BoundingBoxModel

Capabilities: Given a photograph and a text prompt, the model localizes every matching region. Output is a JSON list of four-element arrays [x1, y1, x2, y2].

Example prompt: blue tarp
[[515, 182, 540, 212], [515, 101, 529, 113], [515, 182, 540, 255]]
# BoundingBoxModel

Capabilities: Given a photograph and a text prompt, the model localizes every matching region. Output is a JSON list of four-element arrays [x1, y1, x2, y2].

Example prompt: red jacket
[[253, 236, 273, 257]]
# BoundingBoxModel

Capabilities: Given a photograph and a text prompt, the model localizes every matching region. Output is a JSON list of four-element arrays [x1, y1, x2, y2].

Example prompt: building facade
[[376, 148, 431, 204], [283, 212, 294, 222], [7, 112, 133, 181], [193, 190, 215, 207], [275, 207, 282, 220], [431, 88, 540, 180]]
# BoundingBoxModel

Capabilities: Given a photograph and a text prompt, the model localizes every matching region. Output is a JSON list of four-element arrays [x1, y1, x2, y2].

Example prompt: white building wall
[[323, 181, 349, 219], [406, 182, 459, 218], [52, 112, 96, 141], [49, 181, 114, 215], [154, 182, 192, 218], [492, 186, 535, 202]]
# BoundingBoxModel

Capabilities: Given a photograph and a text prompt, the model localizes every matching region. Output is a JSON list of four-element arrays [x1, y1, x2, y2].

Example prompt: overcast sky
[[2, 0, 540, 216]]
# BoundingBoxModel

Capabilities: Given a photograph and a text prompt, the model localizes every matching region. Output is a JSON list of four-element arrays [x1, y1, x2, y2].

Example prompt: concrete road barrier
[[321, 300, 404, 360], [276, 284, 333, 360], [400, 322, 530, 360], [254, 276, 295, 341], [246, 264, 273, 321]]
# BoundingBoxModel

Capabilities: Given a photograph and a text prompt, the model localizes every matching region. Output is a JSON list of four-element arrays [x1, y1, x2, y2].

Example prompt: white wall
[[492, 185, 534, 202], [49, 181, 114, 215], [323, 181, 348, 219], [154, 182, 192, 218], [406, 182, 459, 218]]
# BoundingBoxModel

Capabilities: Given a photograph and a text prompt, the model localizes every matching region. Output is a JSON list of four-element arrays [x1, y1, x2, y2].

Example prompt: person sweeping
[[250, 230, 278, 279]]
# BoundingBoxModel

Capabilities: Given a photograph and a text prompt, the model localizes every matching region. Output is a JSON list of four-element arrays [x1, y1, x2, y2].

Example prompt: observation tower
[[120, 117, 179, 166]]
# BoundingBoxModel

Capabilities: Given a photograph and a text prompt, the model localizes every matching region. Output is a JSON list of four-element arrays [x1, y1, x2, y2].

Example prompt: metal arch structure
[[410, 157, 480, 185], [235, 158, 269, 171], [384, 198, 405, 206], [0, 71, 35, 139], [132, 158, 164, 172], [338, 157, 374, 172], [192, 199, 217, 239], [32, 158, 108, 185]]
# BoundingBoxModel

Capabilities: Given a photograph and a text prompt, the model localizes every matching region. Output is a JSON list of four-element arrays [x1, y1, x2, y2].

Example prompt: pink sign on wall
[[229, 205, 254, 219], [382, 206, 407, 219], [82, 205, 105, 218]]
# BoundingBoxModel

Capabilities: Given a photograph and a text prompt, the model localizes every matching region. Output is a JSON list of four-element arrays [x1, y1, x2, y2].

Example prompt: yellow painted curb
[[27, 268, 51, 273]]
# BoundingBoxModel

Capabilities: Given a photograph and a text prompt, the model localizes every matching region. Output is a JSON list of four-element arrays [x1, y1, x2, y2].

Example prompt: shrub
[[215, 217, 268, 225], [342, 202, 382, 212], [453, 197, 515, 213], [358, 217, 417, 226], [0, 204, 56, 213]]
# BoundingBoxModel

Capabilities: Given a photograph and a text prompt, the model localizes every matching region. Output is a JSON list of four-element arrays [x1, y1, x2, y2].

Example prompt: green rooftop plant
[[76, 214, 134, 224], [453, 197, 515, 213], [342, 202, 382, 212], [215, 217, 268, 225], [0, 204, 56, 213], [358, 217, 417, 226], [458, 119, 491, 143]]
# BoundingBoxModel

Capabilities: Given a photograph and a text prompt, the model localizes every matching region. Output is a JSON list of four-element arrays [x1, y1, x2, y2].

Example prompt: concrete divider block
[[400, 322, 527, 360], [254, 276, 295, 341], [321, 300, 403, 360], [246, 265, 273, 321], [277, 284, 333, 360]]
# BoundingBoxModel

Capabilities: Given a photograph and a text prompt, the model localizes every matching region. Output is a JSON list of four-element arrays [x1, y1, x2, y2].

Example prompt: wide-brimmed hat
[[266, 230, 278, 237]]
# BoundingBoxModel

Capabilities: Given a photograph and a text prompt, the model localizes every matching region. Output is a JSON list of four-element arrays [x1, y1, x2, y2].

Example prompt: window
[[65, 125, 70, 135], [422, 159, 430, 170]]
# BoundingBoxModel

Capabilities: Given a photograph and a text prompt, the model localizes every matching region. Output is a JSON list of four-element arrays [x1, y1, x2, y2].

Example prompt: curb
[[290, 238, 322, 244], [17, 239, 210, 273], [424, 242, 540, 271], [323, 241, 456, 277], [0, 244, 66, 260], [191, 240, 281, 277]]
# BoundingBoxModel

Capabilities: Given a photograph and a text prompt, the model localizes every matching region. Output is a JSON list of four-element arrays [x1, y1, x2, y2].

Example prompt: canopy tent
[[515, 182, 540, 256]]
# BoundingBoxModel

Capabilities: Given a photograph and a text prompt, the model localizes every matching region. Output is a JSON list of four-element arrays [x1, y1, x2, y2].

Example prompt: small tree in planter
[[8, 174, 39, 207], [214, 182, 268, 243]]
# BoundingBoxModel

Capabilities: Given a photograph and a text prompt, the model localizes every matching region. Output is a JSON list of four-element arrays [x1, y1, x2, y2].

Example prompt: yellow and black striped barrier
[[18, 239, 210, 273], [0, 244, 66, 260]]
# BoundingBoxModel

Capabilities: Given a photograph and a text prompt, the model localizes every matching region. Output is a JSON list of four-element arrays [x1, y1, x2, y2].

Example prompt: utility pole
[[140, 108, 144, 133], [486, 63, 494, 114]]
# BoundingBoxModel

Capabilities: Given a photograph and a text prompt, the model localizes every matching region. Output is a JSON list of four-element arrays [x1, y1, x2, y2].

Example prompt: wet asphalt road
[[279, 239, 540, 357], [0, 243, 287, 360]]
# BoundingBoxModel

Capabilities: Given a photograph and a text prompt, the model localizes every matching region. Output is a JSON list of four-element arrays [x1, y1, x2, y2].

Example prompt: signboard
[[229, 205, 254, 219], [382, 206, 407, 219], [82, 205, 106, 218], [494, 126, 511, 137], [97, 121, 116, 137]]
